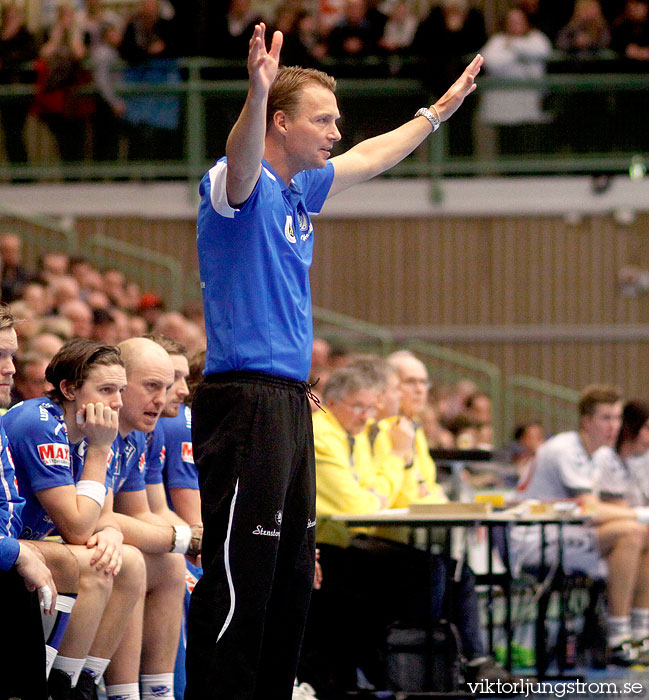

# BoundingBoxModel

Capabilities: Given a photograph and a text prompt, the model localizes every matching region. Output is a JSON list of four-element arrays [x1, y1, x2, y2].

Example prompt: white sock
[[107, 683, 140, 700], [608, 615, 632, 647], [82, 655, 111, 684], [141, 673, 174, 699], [631, 608, 649, 641], [51, 655, 85, 687]]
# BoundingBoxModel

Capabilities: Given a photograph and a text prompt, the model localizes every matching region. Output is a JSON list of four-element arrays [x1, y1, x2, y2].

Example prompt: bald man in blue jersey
[[186, 23, 483, 700]]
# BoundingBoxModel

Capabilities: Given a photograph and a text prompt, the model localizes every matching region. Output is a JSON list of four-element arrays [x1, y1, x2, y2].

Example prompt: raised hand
[[247, 23, 283, 96], [434, 54, 484, 122]]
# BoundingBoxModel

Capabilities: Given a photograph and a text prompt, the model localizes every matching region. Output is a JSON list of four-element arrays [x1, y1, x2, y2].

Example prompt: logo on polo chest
[[284, 215, 296, 243]]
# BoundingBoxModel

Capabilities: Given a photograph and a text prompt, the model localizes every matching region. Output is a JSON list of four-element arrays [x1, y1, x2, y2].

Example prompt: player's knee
[[115, 544, 147, 598], [78, 557, 114, 599], [160, 552, 187, 596]]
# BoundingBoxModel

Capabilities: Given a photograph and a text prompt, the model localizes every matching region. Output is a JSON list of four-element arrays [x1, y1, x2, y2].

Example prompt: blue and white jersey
[[3, 398, 112, 540], [0, 424, 23, 570], [144, 422, 166, 486], [160, 406, 198, 495], [522, 430, 596, 500], [110, 431, 147, 495], [593, 446, 649, 506], [197, 157, 335, 382]]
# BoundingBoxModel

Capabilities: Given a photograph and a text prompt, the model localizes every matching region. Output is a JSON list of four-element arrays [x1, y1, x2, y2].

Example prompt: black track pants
[[185, 372, 317, 700]]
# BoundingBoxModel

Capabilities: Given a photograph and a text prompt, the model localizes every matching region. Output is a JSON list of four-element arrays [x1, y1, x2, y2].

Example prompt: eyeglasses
[[341, 401, 377, 416], [401, 378, 431, 389]]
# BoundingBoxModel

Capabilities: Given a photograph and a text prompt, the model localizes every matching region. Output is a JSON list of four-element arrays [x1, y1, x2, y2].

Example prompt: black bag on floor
[[385, 619, 465, 692]]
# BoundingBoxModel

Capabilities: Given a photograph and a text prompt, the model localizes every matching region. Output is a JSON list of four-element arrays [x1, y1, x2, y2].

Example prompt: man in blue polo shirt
[[187, 22, 483, 700]]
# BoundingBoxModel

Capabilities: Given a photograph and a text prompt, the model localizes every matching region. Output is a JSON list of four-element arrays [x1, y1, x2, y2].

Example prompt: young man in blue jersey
[[0, 303, 59, 698], [104, 337, 201, 700], [3, 338, 146, 698], [187, 21, 483, 700]]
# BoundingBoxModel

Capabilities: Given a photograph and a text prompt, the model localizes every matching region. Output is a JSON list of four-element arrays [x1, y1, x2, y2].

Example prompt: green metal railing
[[84, 234, 184, 310], [503, 375, 579, 441], [0, 204, 78, 261], [313, 305, 505, 441], [1, 57, 648, 184]]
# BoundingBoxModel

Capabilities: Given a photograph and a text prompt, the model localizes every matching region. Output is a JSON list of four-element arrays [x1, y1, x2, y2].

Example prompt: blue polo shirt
[[2, 399, 114, 540], [0, 424, 23, 570], [197, 158, 335, 382]]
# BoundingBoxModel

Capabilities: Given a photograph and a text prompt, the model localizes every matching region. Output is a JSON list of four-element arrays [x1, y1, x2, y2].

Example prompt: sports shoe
[[609, 640, 640, 667], [292, 680, 319, 699], [48, 669, 72, 700], [74, 670, 98, 700]]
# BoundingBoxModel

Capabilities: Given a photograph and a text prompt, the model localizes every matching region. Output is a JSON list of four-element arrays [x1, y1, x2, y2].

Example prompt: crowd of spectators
[[0, 231, 206, 400], [0, 0, 648, 167]]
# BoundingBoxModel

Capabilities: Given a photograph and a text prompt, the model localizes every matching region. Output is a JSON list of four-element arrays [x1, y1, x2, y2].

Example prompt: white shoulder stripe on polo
[[0, 450, 16, 536], [262, 166, 276, 181], [217, 478, 240, 643], [209, 162, 239, 219]]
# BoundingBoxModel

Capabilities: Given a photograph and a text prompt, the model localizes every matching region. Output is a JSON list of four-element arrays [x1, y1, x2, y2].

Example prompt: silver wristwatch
[[414, 107, 440, 133]]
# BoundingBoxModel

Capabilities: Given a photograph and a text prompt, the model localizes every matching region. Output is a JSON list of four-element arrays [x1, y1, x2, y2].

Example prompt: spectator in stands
[[377, 0, 419, 57], [273, 6, 327, 68], [59, 298, 94, 339], [105, 337, 200, 700], [493, 420, 545, 485], [38, 251, 70, 282], [0, 232, 30, 302], [120, 0, 181, 162], [412, 0, 486, 155], [464, 390, 492, 426], [479, 7, 552, 155], [556, 0, 612, 60], [33, 1, 92, 165], [28, 331, 65, 361], [4, 338, 145, 696], [120, 0, 174, 64], [213, 0, 263, 60], [326, 0, 382, 62], [10, 299, 40, 345], [103, 268, 127, 308], [92, 307, 119, 344], [420, 401, 455, 449], [22, 280, 51, 317], [511, 384, 649, 666], [10, 351, 50, 406], [51, 274, 81, 309], [78, 0, 123, 52], [0, 4, 37, 172], [515, 0, 574, 42], [611, 0, 649, 65], [90, 20, 126, 162]]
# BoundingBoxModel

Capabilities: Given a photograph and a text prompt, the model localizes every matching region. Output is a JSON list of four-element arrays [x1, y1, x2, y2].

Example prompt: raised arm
[[225, 24, 283, 208], [328, 54, 483, 198]]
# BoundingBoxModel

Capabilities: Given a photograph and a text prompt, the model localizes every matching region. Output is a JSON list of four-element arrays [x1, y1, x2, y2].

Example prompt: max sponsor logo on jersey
[[38, 443, 70, 467], [181, 442, 194, 464]]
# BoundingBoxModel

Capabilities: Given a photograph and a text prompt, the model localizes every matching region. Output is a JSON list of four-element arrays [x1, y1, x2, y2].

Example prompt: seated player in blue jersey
[[103, 337, 201, 700], [143, 334, 200, 527], [0, 302, 59, 698], [3, 338, 146, 698], [143, 334, 201, 700]]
